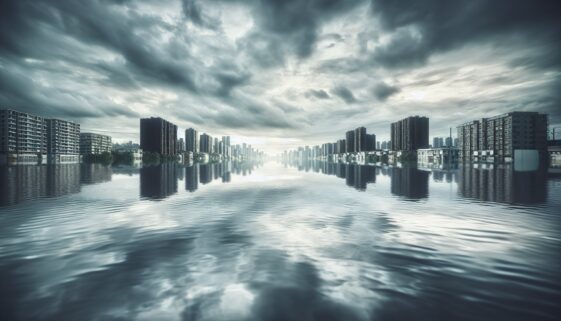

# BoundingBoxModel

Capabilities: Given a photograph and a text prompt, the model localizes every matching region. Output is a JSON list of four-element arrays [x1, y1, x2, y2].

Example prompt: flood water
[[0, 161, 560, 321]]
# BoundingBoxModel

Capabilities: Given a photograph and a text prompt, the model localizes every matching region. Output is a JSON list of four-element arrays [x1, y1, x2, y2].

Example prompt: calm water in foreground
[[1, 161, 560, 321]]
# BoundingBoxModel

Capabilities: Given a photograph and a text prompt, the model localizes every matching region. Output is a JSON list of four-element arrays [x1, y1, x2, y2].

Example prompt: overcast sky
[[1, 0, 560, 153]]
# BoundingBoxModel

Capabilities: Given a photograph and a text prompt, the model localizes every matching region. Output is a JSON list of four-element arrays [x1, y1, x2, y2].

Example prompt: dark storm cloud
[[370, 0, 561, 69], [181, 0, 221, 30], [0, 61, 139, 119], [331, 86, 357, 104], [1, 0, 560, 143], [305, 89, 331, 100], [0, 0, 256, 127], [241, 0, 363, 67], [373, 82, 400, 101]]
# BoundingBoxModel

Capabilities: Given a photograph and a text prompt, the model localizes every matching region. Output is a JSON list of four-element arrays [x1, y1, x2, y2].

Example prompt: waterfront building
[[221, 136, 231, 157], [457, 112, 548, 162], [337, 139, 346, 154], [199, 133, 213, 154], [0, 109, 47, 165], [418, 148, 459, 165], [345, 130, 355, 153], [391, 116, 429, 151], [177, 138, 185, 153], [213, 137, 219, 154], [354, 127, 366, 152], [365, 133, 376, 151], [140, 117, 177, 156], [457, 120, 480, 161], [185, 128, 198, 153], [79, 133, 112, 155], [46, 118, 80, 164]]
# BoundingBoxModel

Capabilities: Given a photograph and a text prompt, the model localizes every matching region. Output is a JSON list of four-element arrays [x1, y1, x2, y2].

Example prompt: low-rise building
[[418, 148, 459, 165], [80, 133, 112, 155]]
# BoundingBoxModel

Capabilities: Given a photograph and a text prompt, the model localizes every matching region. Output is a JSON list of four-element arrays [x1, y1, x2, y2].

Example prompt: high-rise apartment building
[[185, 128, 198, 153], [46, 118, 80, 163], [221, 136, 231, 157], [199, 133, 213, 154], [365, 133, 376, 151], [80, 133, 112, 155], [177, 138, 185, 153], [337, 139, 346, 154], [457, 112, 548, 162], [346, 130, 355, 153], [391, 116, 429, 151], [354, 127, 366, 152], [140, 117, 177, 156], [0, 109, 47, 165]]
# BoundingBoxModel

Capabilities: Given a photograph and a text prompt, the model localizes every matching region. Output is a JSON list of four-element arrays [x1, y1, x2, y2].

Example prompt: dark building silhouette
[[390, 167, 429, 199], [185, 128, 198, 153], [140, 164, 178, 199], [355, 127, 366, 152], [140, 117, 177, 156], [185, 164, 199, 192], [346, 130, 356, 153], [199, 133, 213, 154], [391, 116, 429, 151], [365, 133, 377, 151]]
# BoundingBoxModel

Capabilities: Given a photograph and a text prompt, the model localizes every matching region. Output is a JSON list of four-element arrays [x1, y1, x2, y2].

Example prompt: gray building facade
[[391, 116, 429, 151], [457, 112, 548, 162], [0, 109, 47, 165], [185, 128, 199, 153], [46, 118, 80, 164], [140, 117, 177, 156], [80, 133, 112, 155]]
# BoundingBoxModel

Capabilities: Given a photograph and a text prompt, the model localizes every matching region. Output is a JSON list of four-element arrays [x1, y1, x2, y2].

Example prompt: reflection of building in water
[[46, 165, 81, 197], [221, 162, 232, 183], [284, 160, 377, 191], [1, 165, 83, 206], [352, 164, 376, 191], [458, 165, 547, 204], [140, 164, 178, 199], [199, 164, 214, 185], [80, 164, 112, 185], [213, 163, 221, 180], [0, 166, 47, 206], [187, 161, 258, 189], [390, 167, 429, 199], [335, 163, 346, 179], [185, 165, 199, 192], [430, 170, 455, 183]]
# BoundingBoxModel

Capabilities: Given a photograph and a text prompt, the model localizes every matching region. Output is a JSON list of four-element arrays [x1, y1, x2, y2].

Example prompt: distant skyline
[[1, 0, 560, 154]]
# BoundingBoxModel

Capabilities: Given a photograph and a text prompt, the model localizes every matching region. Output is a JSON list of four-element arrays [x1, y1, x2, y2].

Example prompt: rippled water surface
[[1, 161, 560, 321]]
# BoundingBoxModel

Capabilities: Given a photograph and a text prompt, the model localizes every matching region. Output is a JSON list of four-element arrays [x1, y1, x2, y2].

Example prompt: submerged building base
[[0, 153, 46, 166], [47, 154, 80, 164]]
